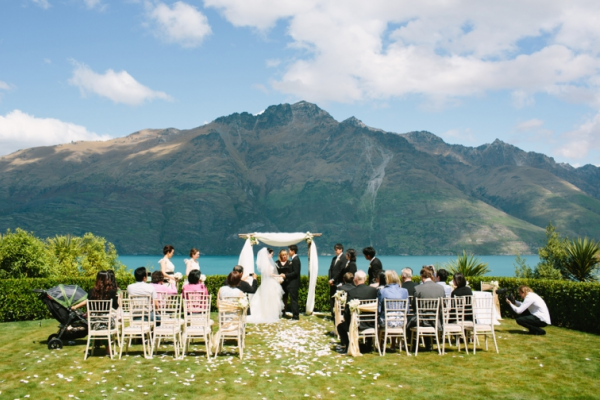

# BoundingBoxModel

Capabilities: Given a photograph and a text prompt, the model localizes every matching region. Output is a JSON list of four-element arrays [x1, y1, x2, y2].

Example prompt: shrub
[[537, 222, 568, 279], [0, 228, 53, 279], [563, 237, 600, 282], [446, 251, 490, 277]]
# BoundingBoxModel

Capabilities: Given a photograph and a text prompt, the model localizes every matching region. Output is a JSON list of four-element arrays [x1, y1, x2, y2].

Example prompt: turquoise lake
[[118, 254, 539, 277]]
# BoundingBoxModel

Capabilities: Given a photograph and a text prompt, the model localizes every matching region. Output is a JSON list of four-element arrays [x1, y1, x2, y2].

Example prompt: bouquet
[[173, 272, 183, 280], [348, 299, 361, 314], [200, 274, 207, 283], [238, 297, 249, 309]]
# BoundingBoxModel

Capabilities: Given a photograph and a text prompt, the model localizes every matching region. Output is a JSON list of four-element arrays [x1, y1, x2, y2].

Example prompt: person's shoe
[[292, 316, 300, 321], [336, 347, 348, 354]]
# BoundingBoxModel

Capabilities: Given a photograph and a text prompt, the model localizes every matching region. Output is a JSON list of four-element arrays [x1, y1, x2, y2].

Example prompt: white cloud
[[146, 1, 212, 48], [556, 112, 600, 162], [516, 119, 544, 131], [0, 81, 10, 91], [0, 110, 110, 156], [205, 0, 600, 106], [266, 58, 281, 68], [443, 128, 475, 143], [81, 0, 106, 11], [32, 0, 50, 9], [68, 61, 172, 106]]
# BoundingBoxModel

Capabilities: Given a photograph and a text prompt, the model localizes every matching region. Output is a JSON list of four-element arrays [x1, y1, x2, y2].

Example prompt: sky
[[1, 0, 600, 167]]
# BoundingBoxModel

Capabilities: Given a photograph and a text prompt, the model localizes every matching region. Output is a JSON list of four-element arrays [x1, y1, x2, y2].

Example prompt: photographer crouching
[[505, 285, 551, 335]]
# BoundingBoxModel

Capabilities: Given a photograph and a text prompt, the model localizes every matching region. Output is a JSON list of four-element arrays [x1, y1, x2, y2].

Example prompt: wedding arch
[[237, 232, 321, 315]]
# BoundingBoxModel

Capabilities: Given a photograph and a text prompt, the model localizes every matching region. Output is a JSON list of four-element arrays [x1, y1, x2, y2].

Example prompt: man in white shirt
[[435, 269, 452, 298], [127, 267, 159, 316], [506, 285, 551, 335]]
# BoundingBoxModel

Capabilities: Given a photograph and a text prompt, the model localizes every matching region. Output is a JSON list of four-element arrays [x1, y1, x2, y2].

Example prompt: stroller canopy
[[46, 285, 88, 308]]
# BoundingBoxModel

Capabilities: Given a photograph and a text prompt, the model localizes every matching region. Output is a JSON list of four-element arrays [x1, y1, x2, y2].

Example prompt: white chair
[[333, 296, 344, 339], [380, 298, 409, 356], [464, 296, 499, 354], [213, 298, 247, 360], [152, 295, 183, 358], [119, 296, 154, 359], [182, 292, 213, 358], [440, 297, 469, 355], [84, 300, 120, 360], [409, 298, 441, 356], [355, 299, 382, 356]]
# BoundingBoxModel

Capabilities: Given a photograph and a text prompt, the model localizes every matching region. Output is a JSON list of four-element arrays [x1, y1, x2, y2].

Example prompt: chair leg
[[382, 332, 387, 356], [472, 331, 477, 354], [434, 333, 441, 355], [84, 336, 91, 360], [442, 332, 446, 355], [414, 332, 420, 356], [492, 331, 499, 354]]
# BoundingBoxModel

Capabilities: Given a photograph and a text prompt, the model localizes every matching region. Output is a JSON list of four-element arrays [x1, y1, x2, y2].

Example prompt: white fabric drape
[[238, 239, 255, 278], [238, 232, 320, 315]]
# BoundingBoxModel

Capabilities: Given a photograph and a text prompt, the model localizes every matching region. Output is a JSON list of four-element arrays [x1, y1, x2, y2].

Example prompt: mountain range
[[1, 101, 599, 255]]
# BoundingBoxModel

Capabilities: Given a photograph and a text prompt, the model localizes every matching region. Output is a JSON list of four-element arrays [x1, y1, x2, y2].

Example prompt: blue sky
[[1, 0, 600, 166]]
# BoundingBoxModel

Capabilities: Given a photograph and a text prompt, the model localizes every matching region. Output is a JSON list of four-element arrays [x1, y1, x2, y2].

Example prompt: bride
[[246, 247, 285, 324]]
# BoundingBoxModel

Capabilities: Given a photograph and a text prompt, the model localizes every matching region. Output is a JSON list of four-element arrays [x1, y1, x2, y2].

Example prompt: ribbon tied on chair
[[347, 300, 378, 357]]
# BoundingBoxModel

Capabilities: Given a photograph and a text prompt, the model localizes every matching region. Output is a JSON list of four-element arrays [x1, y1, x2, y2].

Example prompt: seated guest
[[72, 270, 119, 311], [336, 270, 378, 354], [506, 285, 551, 335], [401, 268, 417, 296], [228, 265, 258, 295], [436, 269, 452, 298], [182, 270, 209, 298], [423, 265, 436, 280], [408, 267, 445, 352], [377, 270, 409, 327], [150, 271, 178, 297], [217, 271, 244, 302], [127, 267, 159, 318], [339, 272, 356, 293], [371, 270, 387, 288], [450, 273, 472, 297]]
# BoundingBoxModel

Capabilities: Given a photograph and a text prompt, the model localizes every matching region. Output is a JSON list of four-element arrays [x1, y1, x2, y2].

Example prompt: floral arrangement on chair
[[238, 297, 249, 310], [333, 290, 347, 308], [348, 299, 361, 314], [490, 280, 499, 289]]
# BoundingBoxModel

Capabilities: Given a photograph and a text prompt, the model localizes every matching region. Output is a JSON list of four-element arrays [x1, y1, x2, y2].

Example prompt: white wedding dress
[[246, 248, 285, 324]]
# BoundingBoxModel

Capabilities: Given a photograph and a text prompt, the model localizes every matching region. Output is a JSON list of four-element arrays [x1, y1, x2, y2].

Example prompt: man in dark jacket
[[363, 247, 382, 284], [336, 270, 378, 353], [328, 244, 346, 319]]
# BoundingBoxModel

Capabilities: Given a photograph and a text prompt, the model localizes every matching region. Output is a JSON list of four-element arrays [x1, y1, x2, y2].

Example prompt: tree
[[563, 237, 600, 282], [514, 254, 535, 278], [447, 251, 490, 277], [537, 222, 567, 280], [0, 228, 52, 278], [47, 233, 129, 280]]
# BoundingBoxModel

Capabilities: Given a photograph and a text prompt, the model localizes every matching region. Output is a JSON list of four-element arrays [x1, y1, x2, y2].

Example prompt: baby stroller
[[33, 285, 89, 350]]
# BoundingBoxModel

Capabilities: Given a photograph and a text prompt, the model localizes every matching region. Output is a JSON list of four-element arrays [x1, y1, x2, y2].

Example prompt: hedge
[[2, 275, 599, 335]]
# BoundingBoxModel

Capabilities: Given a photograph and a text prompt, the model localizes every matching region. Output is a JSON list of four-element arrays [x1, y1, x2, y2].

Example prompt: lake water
[[118, 254, 539, 277]]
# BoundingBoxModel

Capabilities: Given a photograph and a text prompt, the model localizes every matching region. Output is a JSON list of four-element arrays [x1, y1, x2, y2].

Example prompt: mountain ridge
[[1, 101, 599, 255]]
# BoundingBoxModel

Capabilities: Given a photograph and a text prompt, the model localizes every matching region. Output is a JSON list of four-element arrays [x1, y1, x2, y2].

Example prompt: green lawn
[[0, 315, 599, 400]]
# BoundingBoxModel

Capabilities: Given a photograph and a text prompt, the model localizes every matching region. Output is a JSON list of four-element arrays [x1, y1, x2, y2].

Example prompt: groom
[[280, 244, 301, 320]]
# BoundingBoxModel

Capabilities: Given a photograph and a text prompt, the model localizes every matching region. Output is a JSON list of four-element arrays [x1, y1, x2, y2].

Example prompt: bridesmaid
[[184, 248, 200, 283], [159, 245, 176, 282]]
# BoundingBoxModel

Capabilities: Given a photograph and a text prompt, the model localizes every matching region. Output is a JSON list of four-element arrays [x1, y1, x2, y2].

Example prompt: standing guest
[[334, 249, 358, 285], [182, 270, 208, 298], [339, 272, 356, 293], [506, 286, 551, 335], [150, 271, 178, 296], [363, 247, 382, 284], [217, 271, 244, 301], [159, 245, 176, 278], [336, 270, 378, 354], [401, 268, 417, 296], [280, 245, 301, 320], [328, 244, 346, 319], [436, 269, 452, 298], [184, 248, 200, 282]]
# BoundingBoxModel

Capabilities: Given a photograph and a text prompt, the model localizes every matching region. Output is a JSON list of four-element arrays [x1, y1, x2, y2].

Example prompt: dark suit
[[409, 280, 445, 351], [328, 254, 347, 317], [402, 280, 417, 296], [276, 260, 291, 293], [284, 255, 301, 319], [334, 261, 357, 284], [368, 258, 383, 284], [336, 284, 378, 348], [338, 282, 356, 293]]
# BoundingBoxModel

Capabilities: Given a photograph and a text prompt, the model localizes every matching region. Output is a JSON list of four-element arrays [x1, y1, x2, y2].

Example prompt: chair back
[[473, 296, 494, 325], [87, 300, 114, 331], [184, 292, 212, 328], [440, 297, 465, 325], [415, 298, 440, 327], [480, 282, 496, 293], [217, 298, 245, 334], [155, 295, 181, 328], [461, 295, 474, 322], [356, 299, 378, 332], [128, 295, 151, 327], [383, 298, 408, 329]]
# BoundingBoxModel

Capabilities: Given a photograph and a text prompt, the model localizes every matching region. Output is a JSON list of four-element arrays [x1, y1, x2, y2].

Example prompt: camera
[[497, 287, 515, 303]]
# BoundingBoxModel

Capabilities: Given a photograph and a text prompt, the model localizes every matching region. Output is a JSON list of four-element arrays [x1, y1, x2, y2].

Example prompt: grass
[[0, 315, 599, 400]]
